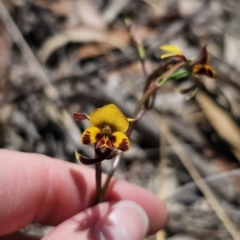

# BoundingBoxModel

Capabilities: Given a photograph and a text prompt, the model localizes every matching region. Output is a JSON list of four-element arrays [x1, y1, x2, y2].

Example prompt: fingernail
[[92, 200, 149, 240]]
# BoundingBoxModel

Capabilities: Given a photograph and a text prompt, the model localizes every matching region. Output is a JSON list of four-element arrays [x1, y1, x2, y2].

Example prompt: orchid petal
[[81, 127, 101, 145], [75, 148, 112, 165], [160, 45, 183, 55], [95, 136, 114, 150], [127, 118, 135, 122], [90, 104, 129, 132], [95, 146, 120, 159], [160, 53, 178, 59], [193, 64, 215, 78], [110, 132, 130, 151], [73, 113, 89, 121]]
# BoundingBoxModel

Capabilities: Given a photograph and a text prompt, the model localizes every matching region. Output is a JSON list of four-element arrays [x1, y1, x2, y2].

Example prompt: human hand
[[0, 150, 167, 240]]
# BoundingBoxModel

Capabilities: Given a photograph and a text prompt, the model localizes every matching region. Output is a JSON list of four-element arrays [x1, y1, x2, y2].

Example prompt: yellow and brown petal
[[110, 132, 130, 151], [83, 131, 130, 152], [192, 64, 215, 78], [81, 127, 101, 145]]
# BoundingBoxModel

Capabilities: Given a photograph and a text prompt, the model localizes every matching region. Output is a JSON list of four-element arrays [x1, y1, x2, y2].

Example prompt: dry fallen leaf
[[77, 43, 112, 60], [38, 27, 129, 62], [196, 91, 240, 161]]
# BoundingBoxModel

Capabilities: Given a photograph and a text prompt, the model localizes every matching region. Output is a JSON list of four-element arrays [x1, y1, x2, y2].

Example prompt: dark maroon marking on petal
[[96, 133, 102, 141], [118, 138, 129, 151], [109, 135, 117, 144], [95, 138, 105, 149], [198, 68, 205, 75], [82, 131, 91, 144], [199, 68, 207, 75], [105, 139, 114, 150], [206, 69, 214, 78], [83, 132, 102, 145], [73, 113, 89, 121], [195, 67, 214, 78], [95, 137, 113, 150], [195, 67, 206, 75]]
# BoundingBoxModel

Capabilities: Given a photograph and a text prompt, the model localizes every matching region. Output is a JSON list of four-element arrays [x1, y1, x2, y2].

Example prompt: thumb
[[43, 200, 150, 240]]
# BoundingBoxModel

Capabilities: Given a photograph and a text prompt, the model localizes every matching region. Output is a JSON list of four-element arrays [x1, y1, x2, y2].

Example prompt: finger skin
[[43, 201, 149, 240], [0, 150, 167, 235]]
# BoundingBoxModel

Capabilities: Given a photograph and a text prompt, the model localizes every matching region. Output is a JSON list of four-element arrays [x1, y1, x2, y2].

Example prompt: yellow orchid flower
[[160, 44, 215, 78], [73, 104, 133, 152]]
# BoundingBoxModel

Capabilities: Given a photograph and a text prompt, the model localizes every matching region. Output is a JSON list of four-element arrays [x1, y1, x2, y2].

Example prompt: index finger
[[0, 150, 167, 235]]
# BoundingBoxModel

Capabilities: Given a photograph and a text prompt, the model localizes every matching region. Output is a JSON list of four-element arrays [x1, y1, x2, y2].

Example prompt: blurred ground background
[[0, 0, 240, 239]]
